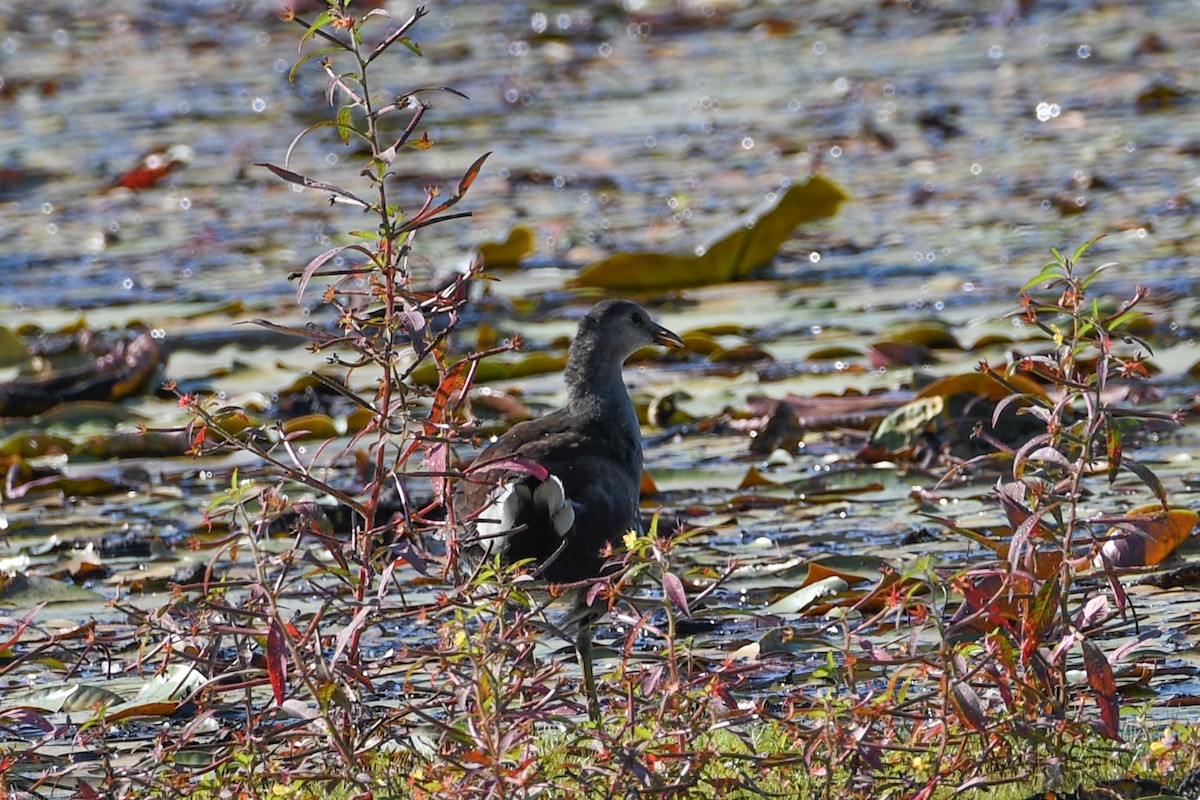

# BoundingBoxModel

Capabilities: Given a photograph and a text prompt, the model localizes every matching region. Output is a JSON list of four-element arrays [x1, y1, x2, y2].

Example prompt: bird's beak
[[653, 324, 685, 350]]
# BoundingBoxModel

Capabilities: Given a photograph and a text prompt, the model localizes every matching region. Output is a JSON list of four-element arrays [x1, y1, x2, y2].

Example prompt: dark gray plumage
[[456, 300, 682, 720], [458, 299, 683, 583]]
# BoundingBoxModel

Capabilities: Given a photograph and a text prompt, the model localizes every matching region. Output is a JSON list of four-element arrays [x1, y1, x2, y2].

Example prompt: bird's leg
[[575, 616, 601, 724]]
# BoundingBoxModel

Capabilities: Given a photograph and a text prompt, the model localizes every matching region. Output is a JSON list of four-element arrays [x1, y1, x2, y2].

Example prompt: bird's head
[[576, 299, 684, 360]]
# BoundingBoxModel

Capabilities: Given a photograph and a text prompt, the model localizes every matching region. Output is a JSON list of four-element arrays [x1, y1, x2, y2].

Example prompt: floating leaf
[[882, 320, 962, 350], [0, 327, 28, 367], [764, 576, 848, 616], [571, 175, 849, 290], [914, 370, 1047, 403], [0, 573, 106, 608], [5, 683, 124, 713], [865, 395, 944, 456], [72, 430, 191, 461], [865, 368, 1051, 460], [478, 226, 535, 268], [1136, 80, 1189, 113], [409, 353, 567, 387], [112, 144, 193, 190], [0, 431, 73, 458], [710, 343, 774, 363], [5, 463, 127, 500], [729, 626, 825, 660], [1096, 506, 1198, 569], [737, 466, 779, 490], [645, 391, 694, 428], [0, 334, 164, 417], [867, 341, 938, 368], [806, 345, 861, 361], [282, 413, 340, 440]]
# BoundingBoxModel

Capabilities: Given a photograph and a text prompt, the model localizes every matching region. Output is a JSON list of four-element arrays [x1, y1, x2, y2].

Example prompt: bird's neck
[[564, 339, 639, 433]]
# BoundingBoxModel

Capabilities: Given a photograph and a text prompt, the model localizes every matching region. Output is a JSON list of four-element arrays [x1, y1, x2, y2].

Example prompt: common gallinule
[[457, 299, 683, 719]]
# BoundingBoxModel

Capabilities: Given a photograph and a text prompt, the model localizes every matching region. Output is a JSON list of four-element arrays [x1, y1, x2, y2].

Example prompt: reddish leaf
[[954, 574, 1016, 636], [1022, 576, 1060, 664], [390, 538, 429, 577], [266, 619, 287, 706], [257, 162, 370, 209], [952, 681, 988, 733], [76, 781, 103, 800], [458, 151, 491, 195], [294, 244, 373, 303], [426, 440, 450, 500], [429, 363, 467, 429], [1073, 595, 1109, 630], [709, 678, 738, 710], [464, 457, 549, 483], [586, 580, 607, 607], [662, 570, 690, 619], [0, 707, 54, 734], [996, 481, 1058, 546], [912, 779, 936, 800], [1106, 424, 1123, 484], [0, 602, 45, 654], [1081, 638, 1121, 740], [331, 604, 373, 668], [397, 152, 492, 233], [1124, 459, 1168, 511], [113, 144, 192, 190]]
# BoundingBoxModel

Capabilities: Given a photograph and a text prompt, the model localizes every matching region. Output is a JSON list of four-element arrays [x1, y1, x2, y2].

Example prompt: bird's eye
[[630, 311, 643, 325]]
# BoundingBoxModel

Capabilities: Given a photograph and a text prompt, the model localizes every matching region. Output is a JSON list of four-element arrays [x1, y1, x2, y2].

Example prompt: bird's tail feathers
[[474, 474, 576, 560], [533, 474, 576, 537]]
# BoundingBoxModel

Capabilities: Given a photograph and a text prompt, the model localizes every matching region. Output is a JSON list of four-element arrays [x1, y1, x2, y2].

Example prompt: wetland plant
[[12, 1, 1185, 796]]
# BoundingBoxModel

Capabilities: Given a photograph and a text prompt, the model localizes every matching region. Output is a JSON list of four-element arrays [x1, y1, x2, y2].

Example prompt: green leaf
[[300, 11, 335, 46], [336, 105, 353, 145], [1020, 262, 1065, 292], [1107, 309, 1147, 333], [1079, 259, 1117, 290], [288, 46, 343, 86], [1071, 234, 1105, 263], [1125, 458, 1168, 510]]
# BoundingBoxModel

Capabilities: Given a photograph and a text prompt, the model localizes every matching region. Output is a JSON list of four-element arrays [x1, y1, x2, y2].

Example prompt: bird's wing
[[457, 412, 643, 582]]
